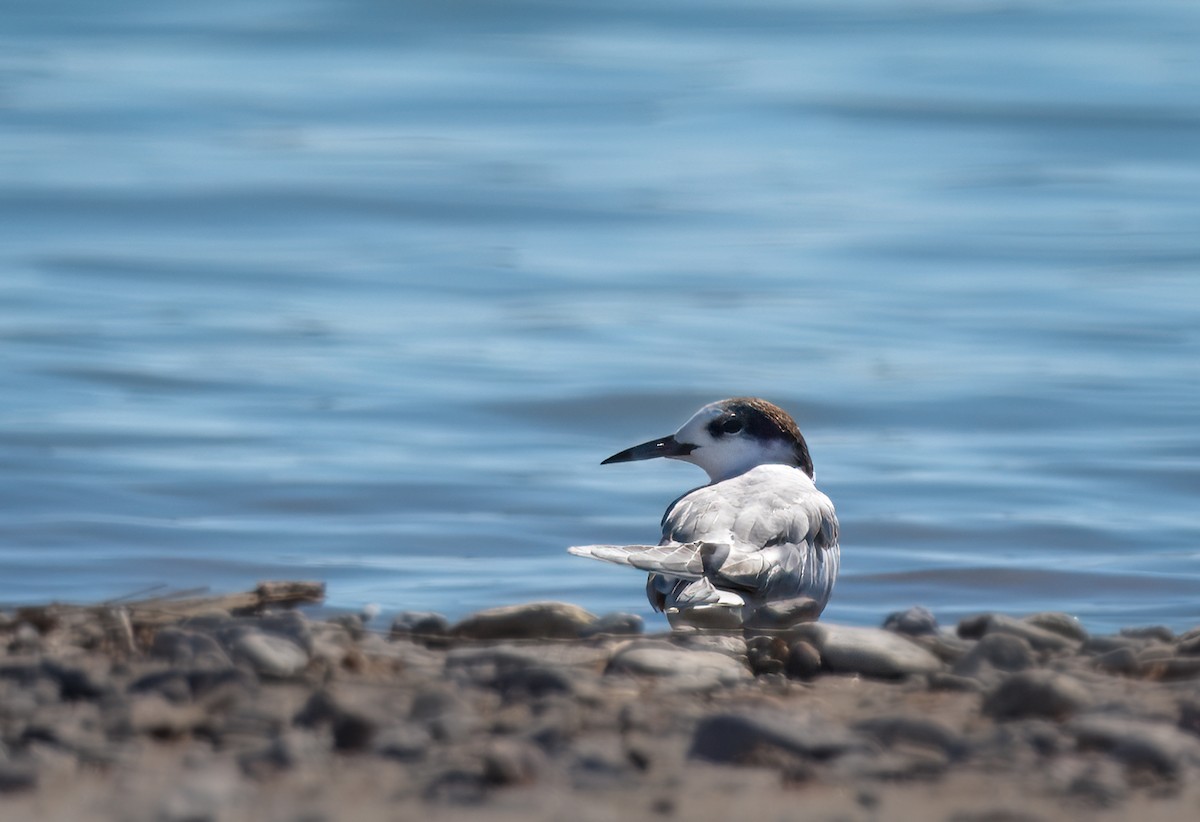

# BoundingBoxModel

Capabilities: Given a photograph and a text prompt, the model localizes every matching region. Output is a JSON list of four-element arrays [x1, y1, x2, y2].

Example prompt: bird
[[568, 397, 839, 629]]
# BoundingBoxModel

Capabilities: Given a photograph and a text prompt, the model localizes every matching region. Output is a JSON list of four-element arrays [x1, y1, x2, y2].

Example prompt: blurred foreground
[[4, 587, 1200, 821]]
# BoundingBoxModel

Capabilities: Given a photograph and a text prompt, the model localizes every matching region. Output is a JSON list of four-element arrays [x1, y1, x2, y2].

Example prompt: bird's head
[[602, 397, 814, 483]]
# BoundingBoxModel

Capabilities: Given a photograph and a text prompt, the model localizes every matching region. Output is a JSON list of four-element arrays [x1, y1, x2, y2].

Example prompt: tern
[[569, 397, 839, 629]]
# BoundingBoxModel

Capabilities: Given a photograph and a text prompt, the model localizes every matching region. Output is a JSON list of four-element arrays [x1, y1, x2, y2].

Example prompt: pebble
[[451, 602, 597, 640], [786, 639, 823, 679], [1069, 715, 1199, 778], [294, 691, 382, 752], [790, 623, 943, 678], [580, 612, 643, 637], [390, 611, 451, 646], [957, 613, 1080, 653], [853, 714, 969, 759], [1023, 612, 1089, 643], [12, 591, 1200, 820], [232, 632, 310, 679], [882, 605, 939, 636], [150, 628, 231, 668], [954, 633, 1035, 677], [606, 642, 751, 690], [982, 671, 1090, 721], [689, 710, 864, 765], [1119, 625, 1175, 644]]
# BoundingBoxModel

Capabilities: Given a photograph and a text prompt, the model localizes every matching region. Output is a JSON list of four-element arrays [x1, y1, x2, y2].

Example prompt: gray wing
[[569, 465, 840, 616], [659, 467, 840, 607]]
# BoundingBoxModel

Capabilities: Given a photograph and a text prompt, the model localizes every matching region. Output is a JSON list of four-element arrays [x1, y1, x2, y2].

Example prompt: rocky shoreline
[[3, 584, 1200, 821]]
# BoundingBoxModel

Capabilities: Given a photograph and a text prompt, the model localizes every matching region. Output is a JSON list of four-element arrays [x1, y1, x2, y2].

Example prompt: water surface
[[2, 0, 1199, 632]]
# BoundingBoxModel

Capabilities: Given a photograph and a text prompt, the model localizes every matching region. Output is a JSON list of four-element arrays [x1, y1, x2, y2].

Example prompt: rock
[[957, 614, 1079, 652], [1092, 647, 1142, 677], [239, 730, 328, 776], [579, 612, 643, 637], [853, 714, 969, 759], [606, 642, 751, 690], [1070, 715, 1199, 778], [927, 672, 983, 692], [882, 606, 939, 636], [1082, 635, 1145, 655], [689, 710, 864, 765], [789, 623, 943, 678], [492, 664, 577, 699], [444, 644, 608, 690], [954, 633, 1035, 677], [1119, 625, 1174, 643], [232, 632, 309, 679], [390, 612, 451, 646], [129, 694, 209, 738], [40, 660, 108, 701], [451, 602, 596, 640], [1143, 656, 1200, 681], [1023, 612, 1088, 643], [0, 761, 38, 793], [670, 632, 747, 659], [408, 687, 479, 743], [374, 724, 432, 761], [982, 672, 1090, 721], [785, 640, 823, 680], [150, 629, 231, 669], [293, 691, 380, 752], [746, 635, 788, 676], [482, 740, 542, 786]]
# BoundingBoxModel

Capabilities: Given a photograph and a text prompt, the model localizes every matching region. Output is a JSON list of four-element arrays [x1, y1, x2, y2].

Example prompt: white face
[[670, 402, 797, 482]]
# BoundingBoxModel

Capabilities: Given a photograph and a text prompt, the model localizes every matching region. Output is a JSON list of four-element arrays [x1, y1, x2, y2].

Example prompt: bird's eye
[[721, 418, 743, 435]]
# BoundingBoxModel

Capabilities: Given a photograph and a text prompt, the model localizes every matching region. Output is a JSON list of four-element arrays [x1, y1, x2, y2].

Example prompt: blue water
[[2, 1, 1199, 633]]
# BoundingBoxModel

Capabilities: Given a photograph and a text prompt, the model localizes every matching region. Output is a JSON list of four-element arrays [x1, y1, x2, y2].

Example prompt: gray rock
[[957, 613, 1079, 652], [1143, 656, 1200, 681], [444, 643, 608, 690], [1091, 647, 1141, 677], [293, 691, 381, 752], [579, 612, 643, 637], [1070, 715, 1199, 778], [1022, 612, 1088, 643], [927, 672, 984, 692], [232, 632, 309, 679], [1119, 625, 1174, 643], [746, 635, 788, 676], [670, 632, 747, 659], [0, 761, 38, 793], [40, 660, 109, 701], [790, 623, 943, 678], [128, 694, 208, 738], [882, 606, 939, 636], [785, 640, 823, 680], [982, 671, 1090, 721], [390, 611, 451, 646], [239, 730, 328, 776], [1082, 634, 1145, 655], [853, 714, 969, 759], [483, 740, 542, 786], [493, 664, 577, 699], [689, 710, 865, 765], [374, 724, 432, 761], [451, 602, 596, 640], [150, 628, 231, 668], [954, 633, 1035, 677], [606, 642, 751, 690], [408, 687, 479, 743]]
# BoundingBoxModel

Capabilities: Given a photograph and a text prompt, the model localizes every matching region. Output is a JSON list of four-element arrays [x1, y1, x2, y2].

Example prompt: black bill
[[601, 435, 696, 465]]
